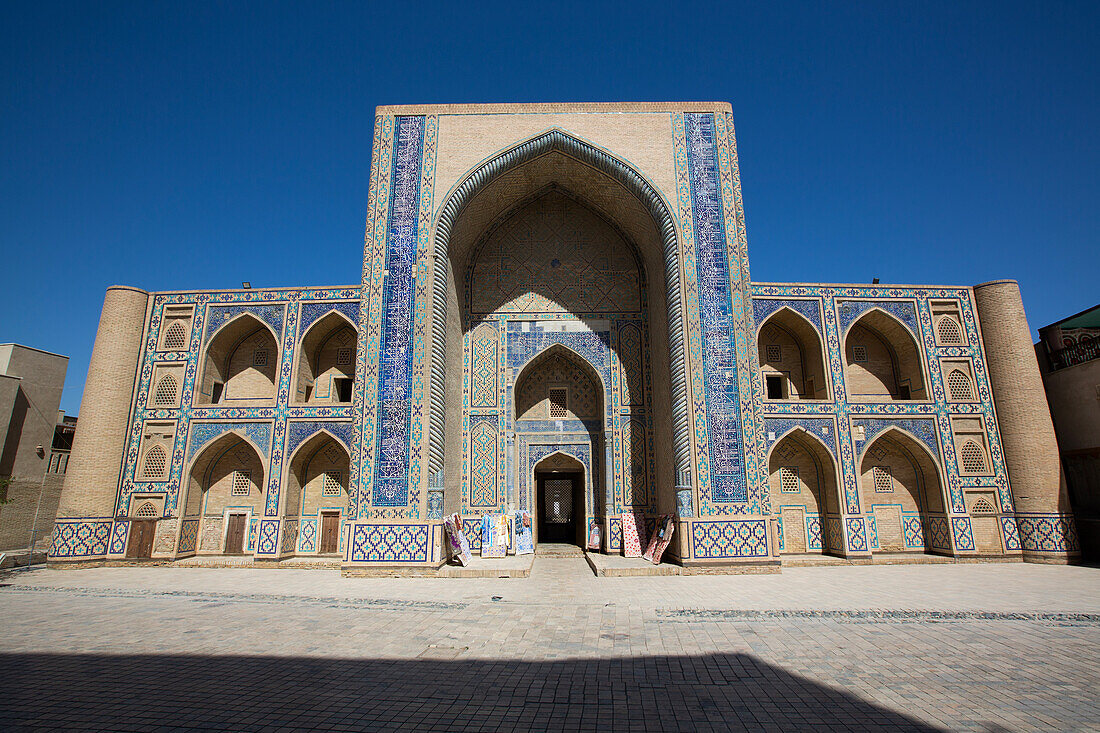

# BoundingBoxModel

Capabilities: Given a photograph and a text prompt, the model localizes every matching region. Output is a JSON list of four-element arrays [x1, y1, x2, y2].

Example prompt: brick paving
[[0, 561, 1098, 731]]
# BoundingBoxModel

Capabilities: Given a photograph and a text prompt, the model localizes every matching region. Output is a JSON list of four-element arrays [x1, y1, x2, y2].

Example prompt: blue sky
[[3, 1, 1097, 414]]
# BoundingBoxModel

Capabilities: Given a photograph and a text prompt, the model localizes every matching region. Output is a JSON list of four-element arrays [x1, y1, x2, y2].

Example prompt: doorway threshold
[[585, 552, 682, 577]]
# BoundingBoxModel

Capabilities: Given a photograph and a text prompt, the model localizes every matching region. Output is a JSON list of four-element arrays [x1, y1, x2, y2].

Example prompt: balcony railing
[[1050, 339, 1100, 370]]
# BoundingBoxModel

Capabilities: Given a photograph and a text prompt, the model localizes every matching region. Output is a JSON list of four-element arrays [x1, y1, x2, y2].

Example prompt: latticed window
[[937, 316, 964, 344], [162, 321, 188, 350], [231, 470, 252, 496], [970, 497, 996, 515], [959, 440, 987, 473], [946, 370, 974, 402], [779, 466, 800, 493], [337, 347, 353, 365], [549, 387, 568, 418], [152, 374, 179, 406], [135, 502, 158, 518], [873, 465, 893, 493], [141, 445, 167, 480], [321, 471, 344, 496], [253, 349, 268, 367], [765, 344, 781, 362], [853, 345, 868, 362]]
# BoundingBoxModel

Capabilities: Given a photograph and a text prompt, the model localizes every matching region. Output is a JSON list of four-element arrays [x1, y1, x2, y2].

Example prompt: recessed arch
[[293, 310, 357, 404], [513, 343, 608, 421], [758, 307, 829, 400], [429, 128, 690, 499], [284, 431, 351, 554], [843, 308, 927, 402], [181, 432, 266, 555], [767, 428, 842, 555], [198, 314, 279, 405], [858, 427, 947, 554]]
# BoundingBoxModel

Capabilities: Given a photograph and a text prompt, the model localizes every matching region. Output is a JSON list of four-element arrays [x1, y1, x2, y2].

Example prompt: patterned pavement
[[1, 560, 1098, 731]]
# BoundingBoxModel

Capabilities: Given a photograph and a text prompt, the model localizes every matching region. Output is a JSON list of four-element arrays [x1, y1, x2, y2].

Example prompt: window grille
[[135, 502, 158, 518], [322, 471, 344, 496], [937, 316, 964, 344], [253, 349, 268, 367], [153, 374, 179, 406], [853, 345, 868, 362], [946, 370, 974, 402], [231, 470, 252, 496], [162, 321, 188, 350], [959, 441, 987, 473], [337, 347, 353, 365], [141, 445, 167, 480], [970, 497, 996, 515], [549, 387, 568, 418], [873, 465, 893, 493], [780, 466, 800, 493], [765, 344, 781, 362]]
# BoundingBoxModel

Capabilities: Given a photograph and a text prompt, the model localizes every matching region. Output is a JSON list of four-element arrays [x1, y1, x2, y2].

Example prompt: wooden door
[[225, 514, 247, 555], [125, 520, 156, 559], [320, 512, 340, 554]]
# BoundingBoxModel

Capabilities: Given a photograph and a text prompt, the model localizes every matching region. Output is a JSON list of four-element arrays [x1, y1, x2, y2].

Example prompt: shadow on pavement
[[0, 651, 944, 731]]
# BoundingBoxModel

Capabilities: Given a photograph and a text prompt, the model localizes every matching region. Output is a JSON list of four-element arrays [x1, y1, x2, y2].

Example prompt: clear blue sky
[[3, 2, 1097, 415]]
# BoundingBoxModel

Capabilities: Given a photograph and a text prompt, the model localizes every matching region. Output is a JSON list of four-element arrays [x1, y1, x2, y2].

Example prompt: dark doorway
[[536, 471, 583, 545], [125, 520, 156, 559], [225, 513, 247, 555], [319, 512, 340, 554]]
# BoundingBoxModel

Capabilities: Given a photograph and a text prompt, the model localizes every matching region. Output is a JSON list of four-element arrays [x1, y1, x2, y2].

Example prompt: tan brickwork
[[973, 280, 1074, 556], [55, 287, 149, 520]]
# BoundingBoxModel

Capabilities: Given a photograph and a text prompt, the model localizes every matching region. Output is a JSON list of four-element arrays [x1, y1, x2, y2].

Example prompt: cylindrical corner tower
[[53, 287, 149, 543], [973, 279, 1077, 562]]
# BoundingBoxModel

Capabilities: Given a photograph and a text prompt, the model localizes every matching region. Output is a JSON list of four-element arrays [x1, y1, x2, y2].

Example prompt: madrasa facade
[[49, 103, 1079, 572]]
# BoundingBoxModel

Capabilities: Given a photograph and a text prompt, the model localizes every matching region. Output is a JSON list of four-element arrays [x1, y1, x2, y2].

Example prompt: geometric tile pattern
[[903, 514, 925, 549], [927, 516, 951, 552], [187, 422, 272, 462], [1001, 516, 1021, 551], [836, 300, 919, 338], [286, 420, 354, 457], [178, 519, 199, 553], [297, 518, 317, 553], [844, 517, 867, 552], [952, 516, 975, 552], [470, 418, 498, 508], [1016, 514, 1080, 553], [349, 523, 430, 563], [691, 520, 769, 559], [49, 520, 112, 558], [806, 515, 823, 550], [109, 521, 129, 555]]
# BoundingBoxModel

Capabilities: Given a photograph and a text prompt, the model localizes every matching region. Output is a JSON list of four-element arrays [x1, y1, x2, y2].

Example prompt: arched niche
[[531, 450, 589, 547], [294, 312, 356, 404], [431, 130, 688, 507], [843, 310, 927, 402], [182, 432, 266, 554], [198, 315, 278, 405], [859, 429, 947, 554], [284, 432, 350, 555], [767, 430, 842, 554], [758, 308, 829, 400], [514, 344, 605, 423]]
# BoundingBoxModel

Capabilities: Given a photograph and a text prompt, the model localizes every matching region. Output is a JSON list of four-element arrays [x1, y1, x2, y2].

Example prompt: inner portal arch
[[432, 130, 690, 531]]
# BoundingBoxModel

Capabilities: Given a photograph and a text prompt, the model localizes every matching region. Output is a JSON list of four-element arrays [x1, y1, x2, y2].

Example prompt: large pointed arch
[[181, 431, 266, 554], [293, 310, 357, 404], [843, 308, 927, 402], [858, 427, 948, 554], [198, 313, 279, 405], [766, 427, 842, 555], [758, 306, 829, 400], [284, 430, 351, 532], [513, 342, 609, 421], [429, 128, 691, 491]]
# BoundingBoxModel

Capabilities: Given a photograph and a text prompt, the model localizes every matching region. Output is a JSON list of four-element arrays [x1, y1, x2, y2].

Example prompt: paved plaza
[[0, 561, 1098, 731]]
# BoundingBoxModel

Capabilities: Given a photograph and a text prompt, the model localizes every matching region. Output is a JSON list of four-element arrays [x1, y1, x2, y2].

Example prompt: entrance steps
[[585, 552, 682, 577], [536, 543, 585, 558]]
